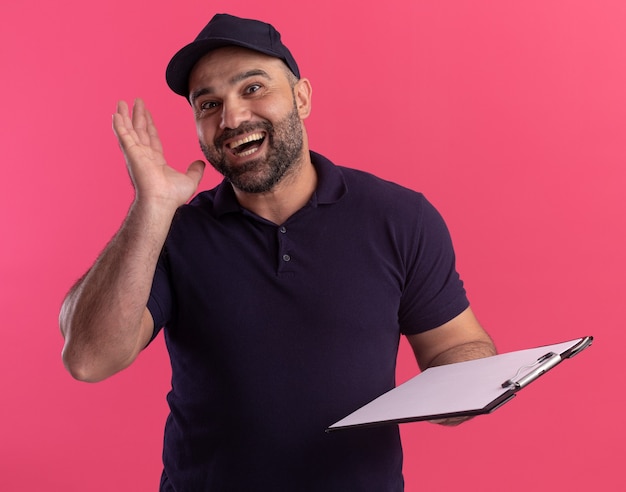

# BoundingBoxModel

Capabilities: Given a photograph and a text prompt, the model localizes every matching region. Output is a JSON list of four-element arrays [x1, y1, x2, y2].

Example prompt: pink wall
[[2, 0, 624, 490]]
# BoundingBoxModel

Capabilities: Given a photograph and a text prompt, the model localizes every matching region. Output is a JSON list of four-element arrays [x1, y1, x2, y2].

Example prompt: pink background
[[2, 0, 624, 490]]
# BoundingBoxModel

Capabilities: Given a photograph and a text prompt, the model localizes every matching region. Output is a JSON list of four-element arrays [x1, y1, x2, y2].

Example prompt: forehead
[[189, 46, 288, 89]]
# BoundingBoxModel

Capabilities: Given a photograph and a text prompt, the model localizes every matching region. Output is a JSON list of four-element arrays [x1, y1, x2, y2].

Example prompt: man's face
[[189, 47, 307, 193]]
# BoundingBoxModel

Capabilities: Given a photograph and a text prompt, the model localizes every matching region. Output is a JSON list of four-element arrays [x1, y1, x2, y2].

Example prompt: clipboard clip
[[501, 351, 562, 389], [562, 336, 593, 359]]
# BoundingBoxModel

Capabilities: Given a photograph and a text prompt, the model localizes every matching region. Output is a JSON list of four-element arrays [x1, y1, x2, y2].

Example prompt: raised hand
[[112, 99, 205, 208], [61, 99, 206, 382]]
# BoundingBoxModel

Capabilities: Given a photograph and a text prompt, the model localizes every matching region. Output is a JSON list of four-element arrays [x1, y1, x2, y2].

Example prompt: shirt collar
[[213, 150, 347, 216]]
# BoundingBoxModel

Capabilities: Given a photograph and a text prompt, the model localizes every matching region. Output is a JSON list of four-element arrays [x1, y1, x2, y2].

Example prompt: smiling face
[[189, 46, 311, 194]]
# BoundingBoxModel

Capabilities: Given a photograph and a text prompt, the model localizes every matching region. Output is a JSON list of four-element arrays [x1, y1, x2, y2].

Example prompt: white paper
[[328, 338, 586, 430]]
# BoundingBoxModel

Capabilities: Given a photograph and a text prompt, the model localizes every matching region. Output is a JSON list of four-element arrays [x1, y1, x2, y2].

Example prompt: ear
[[293, 78, 312, 120]]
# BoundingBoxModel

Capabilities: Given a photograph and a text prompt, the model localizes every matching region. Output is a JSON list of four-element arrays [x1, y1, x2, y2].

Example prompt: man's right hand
[[60, 99, 205, 382], [112, 99, 205, 208]]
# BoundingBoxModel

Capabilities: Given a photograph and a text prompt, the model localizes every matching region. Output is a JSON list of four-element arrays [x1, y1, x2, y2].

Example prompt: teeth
[[228, 133, 264, 149], [237, 147, 260, 157]]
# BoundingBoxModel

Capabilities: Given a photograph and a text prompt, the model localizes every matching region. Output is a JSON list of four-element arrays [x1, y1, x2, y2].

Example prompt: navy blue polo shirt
[[148, 151, 469, 491]]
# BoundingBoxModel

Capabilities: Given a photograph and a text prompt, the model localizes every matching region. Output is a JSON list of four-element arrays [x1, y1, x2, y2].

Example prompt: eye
[[244, 83, 262, 95], [200, 100, 220, 111]]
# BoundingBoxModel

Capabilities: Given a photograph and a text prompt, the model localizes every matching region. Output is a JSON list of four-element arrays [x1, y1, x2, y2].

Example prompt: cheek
[[196, 120, 217, 144], [252, 93, 295, 121]]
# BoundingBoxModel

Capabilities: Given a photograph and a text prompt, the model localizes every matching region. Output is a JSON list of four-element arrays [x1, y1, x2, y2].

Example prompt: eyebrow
[[189, 69, 272, 105]]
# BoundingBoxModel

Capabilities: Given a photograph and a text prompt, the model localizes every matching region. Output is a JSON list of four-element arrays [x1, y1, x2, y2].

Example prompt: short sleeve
[[146, 248, 174, 343], [398, 197, 469, 335]]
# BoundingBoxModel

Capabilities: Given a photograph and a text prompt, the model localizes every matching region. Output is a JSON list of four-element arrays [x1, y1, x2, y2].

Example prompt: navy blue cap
[[166, 13, 300, 98]]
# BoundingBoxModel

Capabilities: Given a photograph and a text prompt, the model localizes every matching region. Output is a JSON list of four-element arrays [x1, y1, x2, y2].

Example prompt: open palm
[[112, 99, 205, 208]]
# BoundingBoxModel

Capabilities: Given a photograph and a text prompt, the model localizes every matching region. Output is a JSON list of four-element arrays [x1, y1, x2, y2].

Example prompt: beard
[[199, 102, 304, 194]]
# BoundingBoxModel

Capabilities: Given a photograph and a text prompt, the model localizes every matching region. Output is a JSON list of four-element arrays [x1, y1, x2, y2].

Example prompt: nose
[[220, 98, 252, 130]]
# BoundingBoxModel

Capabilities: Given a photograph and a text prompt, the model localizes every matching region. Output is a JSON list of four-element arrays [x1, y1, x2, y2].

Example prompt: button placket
[[277, 225, 293, 272]]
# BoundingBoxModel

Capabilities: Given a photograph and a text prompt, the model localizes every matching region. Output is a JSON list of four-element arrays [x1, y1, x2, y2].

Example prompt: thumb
[[186, 160, 206, 187]]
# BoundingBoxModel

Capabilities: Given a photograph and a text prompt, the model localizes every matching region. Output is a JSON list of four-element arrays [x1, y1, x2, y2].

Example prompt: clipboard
[[327, 336, 593, 432]]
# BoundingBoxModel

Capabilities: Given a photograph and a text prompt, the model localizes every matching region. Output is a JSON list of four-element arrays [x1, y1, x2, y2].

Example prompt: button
[[279, 226, 287, 233], [282, 254, 291, 262]]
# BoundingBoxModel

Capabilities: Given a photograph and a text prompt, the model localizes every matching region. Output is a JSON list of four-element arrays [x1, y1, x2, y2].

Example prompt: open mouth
[[227, 132, 266, 157]]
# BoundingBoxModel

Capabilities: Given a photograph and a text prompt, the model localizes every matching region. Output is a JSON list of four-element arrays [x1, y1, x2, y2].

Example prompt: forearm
[[60, 199, 176, 382], [420, 330, 496, 427], [427, 339, 496, 368]]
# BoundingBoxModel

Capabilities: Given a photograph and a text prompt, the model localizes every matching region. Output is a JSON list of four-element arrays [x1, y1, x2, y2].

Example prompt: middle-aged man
[[60, 13, 496, 491]]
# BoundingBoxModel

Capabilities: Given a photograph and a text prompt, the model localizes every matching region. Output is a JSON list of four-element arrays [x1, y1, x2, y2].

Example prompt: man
[[60, 13, 495, 491]]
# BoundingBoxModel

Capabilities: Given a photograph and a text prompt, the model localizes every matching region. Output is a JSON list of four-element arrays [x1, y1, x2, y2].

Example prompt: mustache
[[214, 121, 273, 148]]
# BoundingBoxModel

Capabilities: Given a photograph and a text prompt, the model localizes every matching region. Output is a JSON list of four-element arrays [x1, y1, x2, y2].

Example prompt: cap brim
[[166, 38, 288, 98]]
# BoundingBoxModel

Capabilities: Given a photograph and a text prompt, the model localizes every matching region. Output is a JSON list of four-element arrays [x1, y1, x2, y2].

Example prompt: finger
[[112, 110, 130, 142], [131, 98, 151, 147], [116, 100, 130, 118], [428, 416, 472, 426], [113, 100, 134, 139], [144, 105, 164, 155], [185, 160, 206, 187], [112, 112, 123, 139], [112, 101, 138, 148]]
